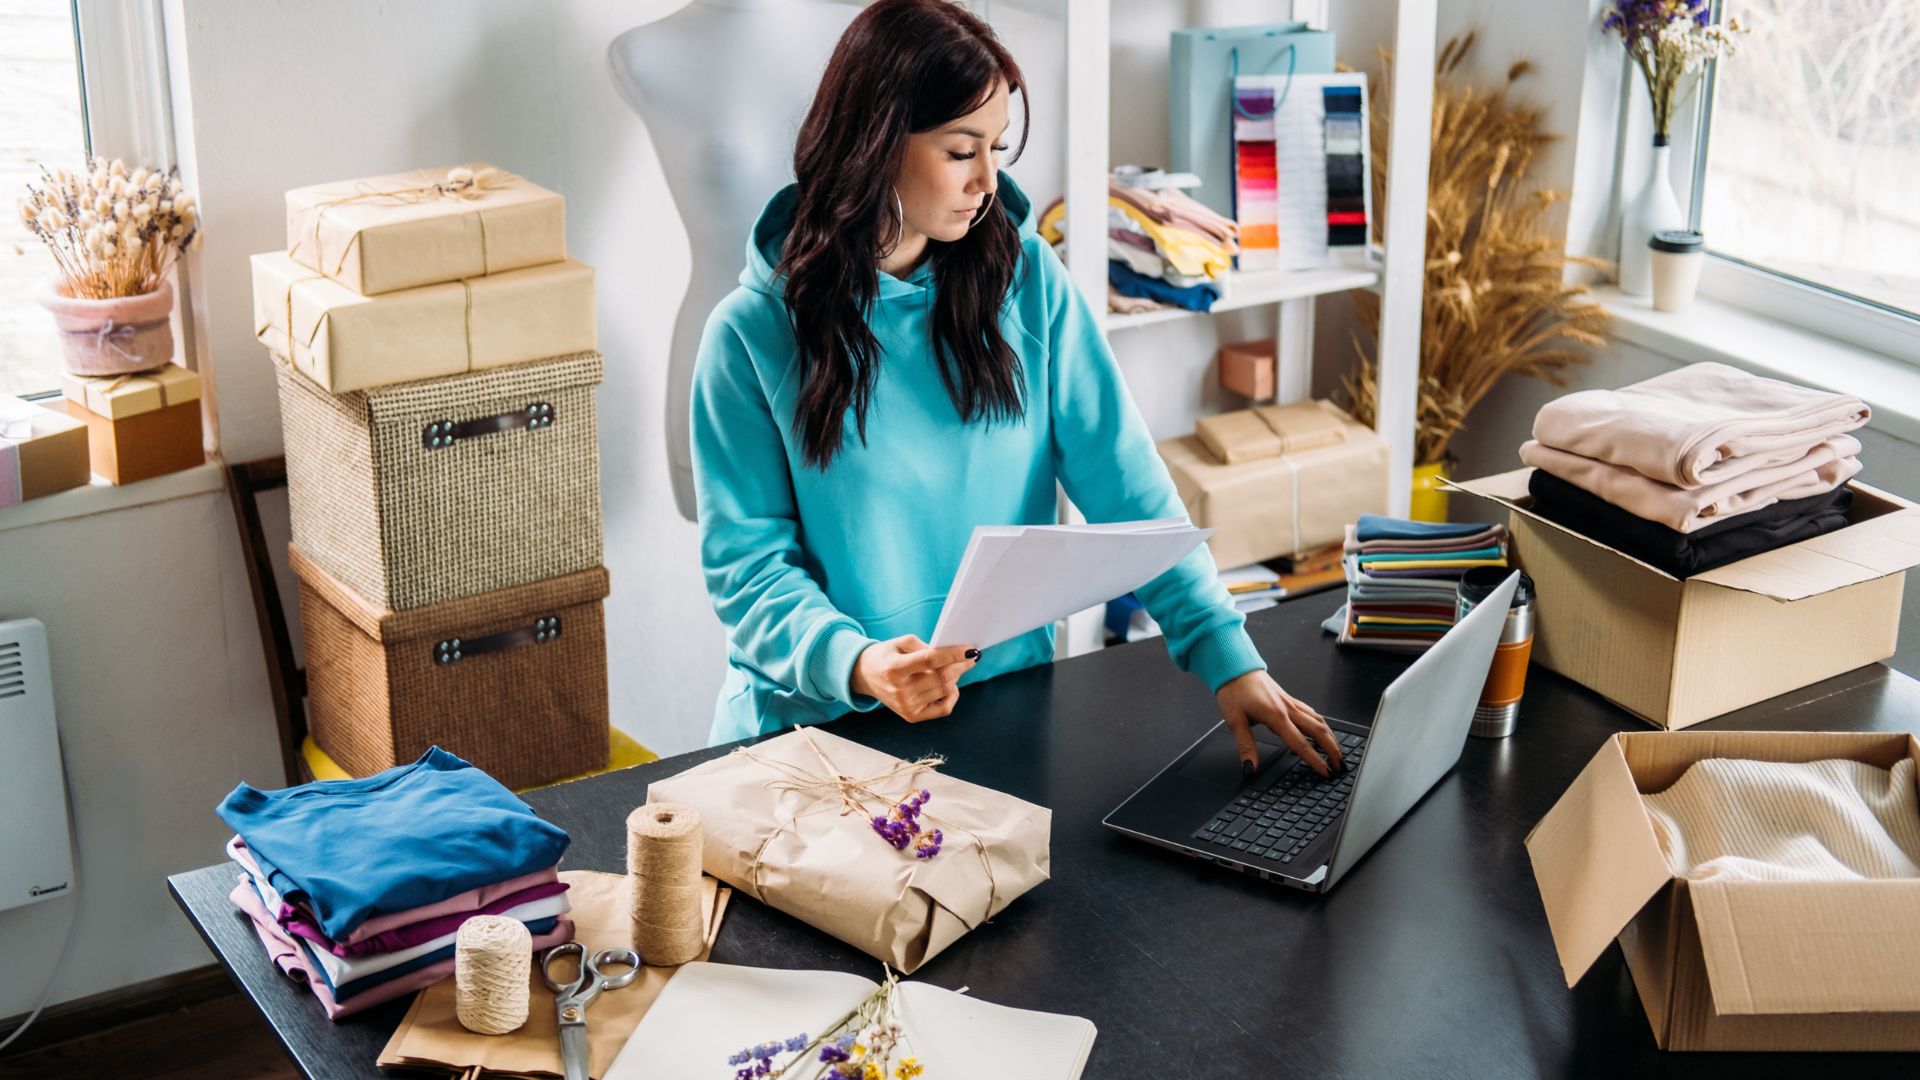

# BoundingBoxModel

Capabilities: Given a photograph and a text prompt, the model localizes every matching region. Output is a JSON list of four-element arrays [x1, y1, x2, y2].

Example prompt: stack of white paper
[[606, 963, 1097, 1080], [928, 519, 1211, 649]]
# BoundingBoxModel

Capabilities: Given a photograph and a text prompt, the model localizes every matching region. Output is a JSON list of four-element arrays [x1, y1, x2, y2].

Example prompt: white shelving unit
[[1055, 0, 1437, 657]]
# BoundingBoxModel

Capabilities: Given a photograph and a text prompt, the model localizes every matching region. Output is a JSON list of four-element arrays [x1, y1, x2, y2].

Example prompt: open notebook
[[606, 963, 1096, 1079]]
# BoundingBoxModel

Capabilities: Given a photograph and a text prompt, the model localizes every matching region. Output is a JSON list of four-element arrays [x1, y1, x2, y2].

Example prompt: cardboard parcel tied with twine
[[251, 250, 597, 394], [647, 727, 1051, 973], [286, 163, 567, 296]]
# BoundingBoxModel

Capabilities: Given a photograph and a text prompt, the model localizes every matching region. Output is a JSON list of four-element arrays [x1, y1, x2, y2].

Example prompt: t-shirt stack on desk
[[171, 592, 1920, 1078], [248, 163, 610, 790]]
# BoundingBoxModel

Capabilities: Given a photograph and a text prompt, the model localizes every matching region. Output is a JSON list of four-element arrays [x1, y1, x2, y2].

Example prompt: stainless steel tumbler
[[1455, 568, 1535, 739]]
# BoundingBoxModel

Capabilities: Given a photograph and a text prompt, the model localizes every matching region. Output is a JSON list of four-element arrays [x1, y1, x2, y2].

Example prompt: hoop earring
[[966, 190, 996, 231], [877, 188, 905, 259]]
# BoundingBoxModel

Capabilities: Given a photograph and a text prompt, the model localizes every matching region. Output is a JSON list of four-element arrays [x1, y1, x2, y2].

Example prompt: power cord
[[0, 733, 83, 1055]]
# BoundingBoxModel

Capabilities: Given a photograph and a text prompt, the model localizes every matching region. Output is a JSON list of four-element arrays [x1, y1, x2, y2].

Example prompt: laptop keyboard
[[1192, 731, 1368, 866]]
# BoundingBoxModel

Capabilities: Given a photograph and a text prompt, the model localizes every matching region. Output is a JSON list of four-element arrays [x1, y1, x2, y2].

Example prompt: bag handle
[[433, 615, 563, 666], [422, 401, 555, 450], [1230, 43, 1298, 120]]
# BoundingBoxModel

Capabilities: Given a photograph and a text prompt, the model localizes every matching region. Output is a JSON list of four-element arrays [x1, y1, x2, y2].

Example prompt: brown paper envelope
[[378, 870, 729, 1079]]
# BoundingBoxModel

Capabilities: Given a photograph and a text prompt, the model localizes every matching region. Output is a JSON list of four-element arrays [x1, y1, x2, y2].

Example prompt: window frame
[[1675, 0, 1920, 364]]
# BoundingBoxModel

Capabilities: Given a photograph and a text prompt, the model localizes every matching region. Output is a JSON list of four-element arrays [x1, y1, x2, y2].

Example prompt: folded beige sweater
[[1531, 362, 1870, 488], [1644, 757, 1920, 882], [1519, 435, 1861, 533]]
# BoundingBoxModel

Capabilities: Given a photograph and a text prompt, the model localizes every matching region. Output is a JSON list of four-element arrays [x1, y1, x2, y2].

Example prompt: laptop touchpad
[[1175, 725, 1288, 788]]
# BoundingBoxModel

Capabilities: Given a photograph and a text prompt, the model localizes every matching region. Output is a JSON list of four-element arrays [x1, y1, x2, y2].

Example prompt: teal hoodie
[[691, 173, 1266, 744]]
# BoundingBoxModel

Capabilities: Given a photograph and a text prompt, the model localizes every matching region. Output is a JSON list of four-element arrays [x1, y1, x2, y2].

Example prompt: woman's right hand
[[850, 635, 979, 722]]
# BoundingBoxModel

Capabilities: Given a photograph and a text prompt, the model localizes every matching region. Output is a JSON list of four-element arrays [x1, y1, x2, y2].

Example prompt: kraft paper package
[[646, 726, 1052, 973]]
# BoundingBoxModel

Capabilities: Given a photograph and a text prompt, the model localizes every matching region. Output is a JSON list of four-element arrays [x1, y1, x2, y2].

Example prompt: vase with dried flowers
[[1603, 1, 1747, 295], [17, 157, 202, 376], [1340, 33, 1610, 521]]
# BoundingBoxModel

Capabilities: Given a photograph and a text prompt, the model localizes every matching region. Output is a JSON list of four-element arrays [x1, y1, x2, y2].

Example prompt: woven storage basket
[[290, 542, 611, 791], [276, 351, 604, 611]]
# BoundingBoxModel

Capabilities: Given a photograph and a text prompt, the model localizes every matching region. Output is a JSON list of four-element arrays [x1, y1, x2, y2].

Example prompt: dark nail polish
[[1242, 760, 1254, 778], [964, 648, 980, 660]]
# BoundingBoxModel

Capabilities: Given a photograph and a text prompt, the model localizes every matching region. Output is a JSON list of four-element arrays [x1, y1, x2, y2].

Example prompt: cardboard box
[[285, 163, 567, 295], [1160, 404, 1389, 568], [1218, 338, 1275, 399], [251, 251, 597, 394], [1449, 469, 1920, 730], [59, 365, 203, 485], [0, 396, 90, 505], [1529, 730, 1920, 1051]]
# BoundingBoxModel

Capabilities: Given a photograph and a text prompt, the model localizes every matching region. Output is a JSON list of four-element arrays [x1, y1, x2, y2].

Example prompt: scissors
[[541, 941, 642, 1080]]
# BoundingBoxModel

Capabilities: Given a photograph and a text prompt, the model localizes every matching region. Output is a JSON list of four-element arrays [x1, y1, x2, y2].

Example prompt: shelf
[[1103, 264, 1380, 332]]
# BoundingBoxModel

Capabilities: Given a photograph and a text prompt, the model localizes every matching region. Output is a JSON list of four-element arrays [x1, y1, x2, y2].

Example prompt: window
[[1693, 0, 1920, 328], [1, 0, 89, 399]]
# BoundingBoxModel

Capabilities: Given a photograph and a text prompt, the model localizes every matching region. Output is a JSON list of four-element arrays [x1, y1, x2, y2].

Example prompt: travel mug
[[1649, 229, 1705, 313], [1455, 568, 1535, 739]]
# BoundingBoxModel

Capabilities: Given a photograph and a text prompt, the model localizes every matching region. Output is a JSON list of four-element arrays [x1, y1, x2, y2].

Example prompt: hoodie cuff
[[804, 622, 882, 710], [1184, 623, 1267, 694]]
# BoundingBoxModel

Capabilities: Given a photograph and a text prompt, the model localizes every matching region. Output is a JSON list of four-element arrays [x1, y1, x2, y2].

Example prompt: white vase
[[1618, 142, 1685, 297]]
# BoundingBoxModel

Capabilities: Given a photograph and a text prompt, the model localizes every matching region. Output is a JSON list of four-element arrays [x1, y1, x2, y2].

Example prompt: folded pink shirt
[[1519, 435, 1862, 533], [227, 876, 573, 1022], [1530, 362, 1869, 489], [227, 835, 559, 950]]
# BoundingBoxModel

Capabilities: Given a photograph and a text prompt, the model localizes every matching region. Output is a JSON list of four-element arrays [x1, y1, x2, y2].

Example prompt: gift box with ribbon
[[286, 163, 567, 296], [1, 396, 90, 508], [251, 250, 597, 394], [59, 365, 203, 485], [646, 726, 1052, 973]]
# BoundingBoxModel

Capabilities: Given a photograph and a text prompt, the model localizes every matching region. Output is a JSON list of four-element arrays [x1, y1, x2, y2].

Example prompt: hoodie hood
[[740, 171, 1037, 298]]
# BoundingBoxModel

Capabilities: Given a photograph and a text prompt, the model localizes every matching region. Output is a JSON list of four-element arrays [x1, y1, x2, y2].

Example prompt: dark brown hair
[[780, 0, 1031, 469]]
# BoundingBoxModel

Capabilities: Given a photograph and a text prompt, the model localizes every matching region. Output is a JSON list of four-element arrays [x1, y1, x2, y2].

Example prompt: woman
[[690, 0, 1343, 777]]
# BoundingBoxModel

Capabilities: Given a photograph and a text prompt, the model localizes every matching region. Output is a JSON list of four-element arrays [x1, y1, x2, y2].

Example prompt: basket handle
[[422, 402, 556, 450], [433, 615, 562, 665]]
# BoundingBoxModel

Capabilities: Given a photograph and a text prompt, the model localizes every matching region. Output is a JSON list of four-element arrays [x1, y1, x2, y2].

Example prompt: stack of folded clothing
[[1037, 174, 1239, 314], [1331, 515, 1508, 651], [215, 748, 575, 1020], [1521, 362, 1869, 577]]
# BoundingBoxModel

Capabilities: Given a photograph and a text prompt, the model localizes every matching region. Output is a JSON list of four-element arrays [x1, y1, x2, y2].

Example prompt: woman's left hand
[[1216, 670, 1345, 778]]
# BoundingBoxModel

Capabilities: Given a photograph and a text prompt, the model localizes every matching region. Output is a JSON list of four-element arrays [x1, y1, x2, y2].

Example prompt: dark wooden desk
[[170, 593, 1920, 1078]]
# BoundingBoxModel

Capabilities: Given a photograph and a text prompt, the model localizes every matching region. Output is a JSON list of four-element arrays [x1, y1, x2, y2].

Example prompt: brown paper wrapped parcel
[[285, 163, 567, 295], [251, 251, 597, 394], [646, 726, 1051, 973]]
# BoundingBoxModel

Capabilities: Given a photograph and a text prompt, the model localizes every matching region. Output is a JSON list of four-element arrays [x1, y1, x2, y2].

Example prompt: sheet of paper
[[607, 963, 1096, 1080], [606, 964, 877, 1080], [930, 520, 1211, 649]]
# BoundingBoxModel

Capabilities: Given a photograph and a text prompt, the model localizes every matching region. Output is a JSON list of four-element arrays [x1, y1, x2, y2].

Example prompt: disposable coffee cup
[[1650, 230, 1705, 313], [1456, 568, 1535, 739]]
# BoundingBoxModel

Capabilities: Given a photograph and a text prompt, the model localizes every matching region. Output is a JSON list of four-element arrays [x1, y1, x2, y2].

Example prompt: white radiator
[[0, 618, 73, 913]]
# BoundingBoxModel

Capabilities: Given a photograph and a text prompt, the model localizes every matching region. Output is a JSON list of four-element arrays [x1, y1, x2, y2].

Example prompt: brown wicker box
[[276, 351, 604, 611], [290, 542, 610, 790]]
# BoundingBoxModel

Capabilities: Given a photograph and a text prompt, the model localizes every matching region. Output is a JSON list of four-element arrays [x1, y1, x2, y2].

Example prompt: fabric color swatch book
[[606, 963, 1096, 1080]]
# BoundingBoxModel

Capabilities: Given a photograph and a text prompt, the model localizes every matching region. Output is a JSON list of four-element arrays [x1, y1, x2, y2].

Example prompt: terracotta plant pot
[[34, 278, 175, 376]]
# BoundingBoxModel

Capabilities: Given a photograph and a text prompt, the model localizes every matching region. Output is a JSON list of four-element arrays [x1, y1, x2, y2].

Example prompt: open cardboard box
[[1529, 730, 1920, 1051], [1446, 469, 1920, 730]]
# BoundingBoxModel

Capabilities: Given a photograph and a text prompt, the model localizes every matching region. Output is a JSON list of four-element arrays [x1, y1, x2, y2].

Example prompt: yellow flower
[[852, 1044, 866, 1056], [862, 1064, 881, 1080], [895, 1059, 924, 1079]]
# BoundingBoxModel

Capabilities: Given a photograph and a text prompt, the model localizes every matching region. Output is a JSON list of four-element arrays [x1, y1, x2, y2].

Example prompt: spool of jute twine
[[628, 802, 705, 966], [454, 914, 532, 1035]]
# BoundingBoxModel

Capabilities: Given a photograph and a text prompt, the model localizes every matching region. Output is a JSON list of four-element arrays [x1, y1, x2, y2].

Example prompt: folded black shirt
[[1526, 467, 1854, 579]]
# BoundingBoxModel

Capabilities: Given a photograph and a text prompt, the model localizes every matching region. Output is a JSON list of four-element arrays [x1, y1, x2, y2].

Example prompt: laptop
[[1103, 571, 1520, 893]]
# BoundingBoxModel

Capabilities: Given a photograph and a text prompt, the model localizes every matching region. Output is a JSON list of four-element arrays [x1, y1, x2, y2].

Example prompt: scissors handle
[[586, 947, 643, 992], [540, 941, 589, 997]]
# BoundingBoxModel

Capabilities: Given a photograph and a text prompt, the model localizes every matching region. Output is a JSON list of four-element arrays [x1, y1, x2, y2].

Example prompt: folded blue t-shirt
[[1354, 514, 1493, 543], [217, 747, 570, 940]]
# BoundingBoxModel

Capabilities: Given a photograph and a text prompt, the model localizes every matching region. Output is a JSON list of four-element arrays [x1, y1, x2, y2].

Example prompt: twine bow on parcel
[[732, 727, 1002, 923], [290, 165, 515, 279]]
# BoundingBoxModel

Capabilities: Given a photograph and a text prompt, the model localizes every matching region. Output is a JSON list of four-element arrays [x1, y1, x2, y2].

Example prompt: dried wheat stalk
[[1342, 32, 1610, 465]]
